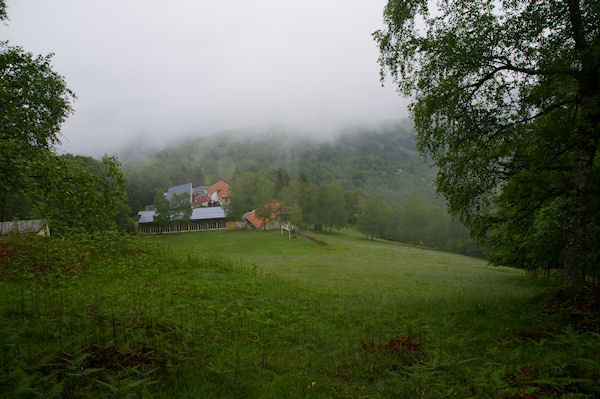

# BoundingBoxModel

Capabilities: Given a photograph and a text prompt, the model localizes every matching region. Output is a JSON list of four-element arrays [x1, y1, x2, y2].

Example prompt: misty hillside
[[123, 122, 439, 212]]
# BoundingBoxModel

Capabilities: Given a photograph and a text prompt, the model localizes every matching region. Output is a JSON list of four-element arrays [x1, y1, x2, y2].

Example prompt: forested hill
[[123, 122, 439, 212]]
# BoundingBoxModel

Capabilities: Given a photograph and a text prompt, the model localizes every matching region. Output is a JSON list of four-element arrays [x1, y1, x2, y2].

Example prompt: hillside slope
[[4, 232, 597, 398], [123, 122, 438, 212]]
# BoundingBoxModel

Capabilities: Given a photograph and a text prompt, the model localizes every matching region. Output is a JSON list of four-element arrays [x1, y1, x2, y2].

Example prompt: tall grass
[[1, 231, 598, 398]]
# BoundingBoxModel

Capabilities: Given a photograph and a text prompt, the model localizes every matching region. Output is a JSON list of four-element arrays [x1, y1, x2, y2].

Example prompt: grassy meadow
[[1, 229, 599, 398]]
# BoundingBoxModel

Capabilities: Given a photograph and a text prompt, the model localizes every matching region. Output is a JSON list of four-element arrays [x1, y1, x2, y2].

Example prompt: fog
[[3, 0, 409, 158]]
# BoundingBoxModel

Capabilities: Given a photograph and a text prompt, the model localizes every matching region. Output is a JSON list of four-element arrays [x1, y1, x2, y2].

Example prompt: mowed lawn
[[147, 229, 540, 302]]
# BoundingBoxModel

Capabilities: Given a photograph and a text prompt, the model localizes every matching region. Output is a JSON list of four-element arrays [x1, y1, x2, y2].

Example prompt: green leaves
[[34, 154, 128, 236], [0, 44, 74, 144], [0, 9, 129, 236], [228, 172, 274, 221], [0, 43, 74, 200], [376, 0, 600, 283], [154, 191, 192, 226]]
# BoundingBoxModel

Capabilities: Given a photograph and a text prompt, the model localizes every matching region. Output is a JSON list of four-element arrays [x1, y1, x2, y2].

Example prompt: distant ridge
[[122, 121, 439, 212]]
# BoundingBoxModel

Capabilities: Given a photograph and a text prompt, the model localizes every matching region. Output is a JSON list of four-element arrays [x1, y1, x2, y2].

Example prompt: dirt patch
[[361, 336, 423, 359], [543, 287, 600, 332], [0, 244, 15, 261], [517, 326, 557, 342], [81, 343, 167, 373], [296, 230, 328, 246]]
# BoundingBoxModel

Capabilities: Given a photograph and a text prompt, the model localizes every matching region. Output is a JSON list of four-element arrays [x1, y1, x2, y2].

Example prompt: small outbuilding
[[242, 202, 284, 230], [0, 220, 50, 236]]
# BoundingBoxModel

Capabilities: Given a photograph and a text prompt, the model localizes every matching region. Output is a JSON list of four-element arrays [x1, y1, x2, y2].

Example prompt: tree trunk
[[562, 1, 599, 290], [563, 141, 595, 289], [0, 190, 7, 237], [563, 74, 600, 290]]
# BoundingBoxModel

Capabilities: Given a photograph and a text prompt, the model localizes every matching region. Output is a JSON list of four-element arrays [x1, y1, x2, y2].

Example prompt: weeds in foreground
[[1, 233, 599, 398]]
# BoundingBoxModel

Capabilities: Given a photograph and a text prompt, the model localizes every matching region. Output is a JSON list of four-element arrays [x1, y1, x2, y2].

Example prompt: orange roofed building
[[208, 180, 230, 206], [243, 202, 286, 230]]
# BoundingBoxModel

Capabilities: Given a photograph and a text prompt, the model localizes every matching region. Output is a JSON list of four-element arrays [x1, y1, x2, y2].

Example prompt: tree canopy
[[0, 42, 75, 219], [0, 0, 6, 21], [154, 191, 192, 227], [38, 154, 128, 235], [1, 2, 128, 235], [375, 0, 599, 289], [227, 172, 274, 221]]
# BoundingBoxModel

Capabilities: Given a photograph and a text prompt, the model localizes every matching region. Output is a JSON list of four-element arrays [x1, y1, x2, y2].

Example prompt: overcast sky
[[3, 0, 409, 157]]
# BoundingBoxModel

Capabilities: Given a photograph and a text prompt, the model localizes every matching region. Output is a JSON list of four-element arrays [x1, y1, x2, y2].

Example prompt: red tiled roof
[[208, 180, 230, 198], [243, 202, 282, 229], [244, 211, 266, 229], [193, 195, 211, 204]]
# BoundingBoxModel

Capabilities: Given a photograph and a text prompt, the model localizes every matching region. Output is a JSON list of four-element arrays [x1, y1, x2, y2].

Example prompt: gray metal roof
[[165, 183, 192, 201], [138, 207, 226, 224], [191, 207, 225, 220]]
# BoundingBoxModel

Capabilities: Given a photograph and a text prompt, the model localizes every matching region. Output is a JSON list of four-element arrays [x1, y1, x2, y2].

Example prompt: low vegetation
[[2, 230, 598, 398]]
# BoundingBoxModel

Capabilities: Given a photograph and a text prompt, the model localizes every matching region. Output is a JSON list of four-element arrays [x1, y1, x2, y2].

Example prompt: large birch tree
[[375, 0, 599, 289]]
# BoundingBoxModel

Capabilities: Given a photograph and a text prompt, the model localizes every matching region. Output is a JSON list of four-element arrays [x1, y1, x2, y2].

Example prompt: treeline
[[228, 171, 482, 257], [3, 154, 133, 235], [122, 122, 438, 213], [354, 193, 482, 256]]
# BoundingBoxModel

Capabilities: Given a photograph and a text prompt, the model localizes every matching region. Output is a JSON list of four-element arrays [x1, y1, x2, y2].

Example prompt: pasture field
[[150, 229, 543, 315], [1, 230, 599, 398]]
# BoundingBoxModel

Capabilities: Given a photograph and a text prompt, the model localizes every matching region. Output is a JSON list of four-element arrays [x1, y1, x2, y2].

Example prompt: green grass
[[148, 230, 542, 316], [1, 230, 599, 398], [150, 229, 514, 289]]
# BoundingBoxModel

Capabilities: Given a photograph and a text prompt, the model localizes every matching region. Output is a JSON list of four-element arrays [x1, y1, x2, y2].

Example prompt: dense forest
[[123, 121, 438, 212]]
